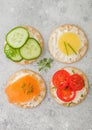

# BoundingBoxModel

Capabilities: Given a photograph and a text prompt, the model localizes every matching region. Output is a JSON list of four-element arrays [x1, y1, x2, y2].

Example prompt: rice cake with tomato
[[48, 24, 88, 63], [50, 67, 88, 107], [5, 70, 46, 108]]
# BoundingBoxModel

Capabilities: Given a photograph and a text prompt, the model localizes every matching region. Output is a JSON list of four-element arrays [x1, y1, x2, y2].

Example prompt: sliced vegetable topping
[[68, 74, 84, 91], [20, 38, 42, 60], [56, 82, 76, 102], [52, 70, 70, 88], [4, 26, 42, 62], [58, 32, 80, 55], [52, 69, 85, 102], [5, 75, 41, 103], [4, 44, 22, 62], [6, 27, 29, 48]]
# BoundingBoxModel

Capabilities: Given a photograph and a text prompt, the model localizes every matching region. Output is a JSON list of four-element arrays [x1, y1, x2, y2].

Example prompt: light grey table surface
[[0, 0, 92, 130]]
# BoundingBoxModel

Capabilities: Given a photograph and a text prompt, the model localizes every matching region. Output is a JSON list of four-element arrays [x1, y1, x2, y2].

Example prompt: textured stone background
[[0, 0, 92, 130]]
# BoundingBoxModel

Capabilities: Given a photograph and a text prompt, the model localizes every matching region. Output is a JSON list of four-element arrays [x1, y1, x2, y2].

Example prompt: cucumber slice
[[20, 38, 42, 60], [6, 27, 29, 48], [4, 44, 23, 62]]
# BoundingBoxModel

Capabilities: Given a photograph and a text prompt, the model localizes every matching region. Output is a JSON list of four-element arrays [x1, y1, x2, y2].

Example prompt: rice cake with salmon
[[5, 70, 46, 108]]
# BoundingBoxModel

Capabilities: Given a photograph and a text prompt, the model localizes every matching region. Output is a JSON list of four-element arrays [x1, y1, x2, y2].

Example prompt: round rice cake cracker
[[50, 66, 88, 107], [18, 26, 44, 65], [5, 69, 46, 108], [48, 24, 88, 63]]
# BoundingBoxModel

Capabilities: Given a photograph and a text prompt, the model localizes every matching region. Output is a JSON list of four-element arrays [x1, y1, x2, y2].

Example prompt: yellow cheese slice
[[58, 32, 81, 55]]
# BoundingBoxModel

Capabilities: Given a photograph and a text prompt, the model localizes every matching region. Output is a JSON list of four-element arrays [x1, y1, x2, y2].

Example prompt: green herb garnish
[[64, 41, 68, 55], [67, 102, 73, 107], [64, 86, 68, 90], [37, 58, 53, 72], [27, 84, 34, 94], [21, 83, 25, 88], [21, 83, 34, 94], [21, 83, 26, 93], [67, 43, 77, 55], [52, 86, 56, 89], [27, 90, 33, 94], [81, 94, 84, 97], [72, 69, 75, 74]]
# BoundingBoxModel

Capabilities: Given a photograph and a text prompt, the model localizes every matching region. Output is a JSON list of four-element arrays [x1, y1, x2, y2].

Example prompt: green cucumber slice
[[4, 44, 23, 62], [20, 38, 42, 60], [6, 27, 29, 48]]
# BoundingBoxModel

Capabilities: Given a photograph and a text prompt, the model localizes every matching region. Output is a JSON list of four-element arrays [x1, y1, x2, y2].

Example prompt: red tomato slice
[[69, 74, 84, 91], [56, 83, 76, 102], [52, 70, 70, 88]]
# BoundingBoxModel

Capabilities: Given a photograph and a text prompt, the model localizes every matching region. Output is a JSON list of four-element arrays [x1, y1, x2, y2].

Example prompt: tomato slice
[[56, 83, 76, 102], [69, 74, 84, 91], [52, 70, 70, 88]]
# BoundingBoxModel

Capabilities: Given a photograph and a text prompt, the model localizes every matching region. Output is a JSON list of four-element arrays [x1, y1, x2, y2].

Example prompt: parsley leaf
[[37, 58, 53, 71]]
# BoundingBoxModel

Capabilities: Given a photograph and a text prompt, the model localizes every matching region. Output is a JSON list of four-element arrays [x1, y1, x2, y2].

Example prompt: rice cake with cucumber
[[50, 67, 88, 107], [4, 26, 44, 64], [5, 69, 46, 108], [48, 24, 88, 63]]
